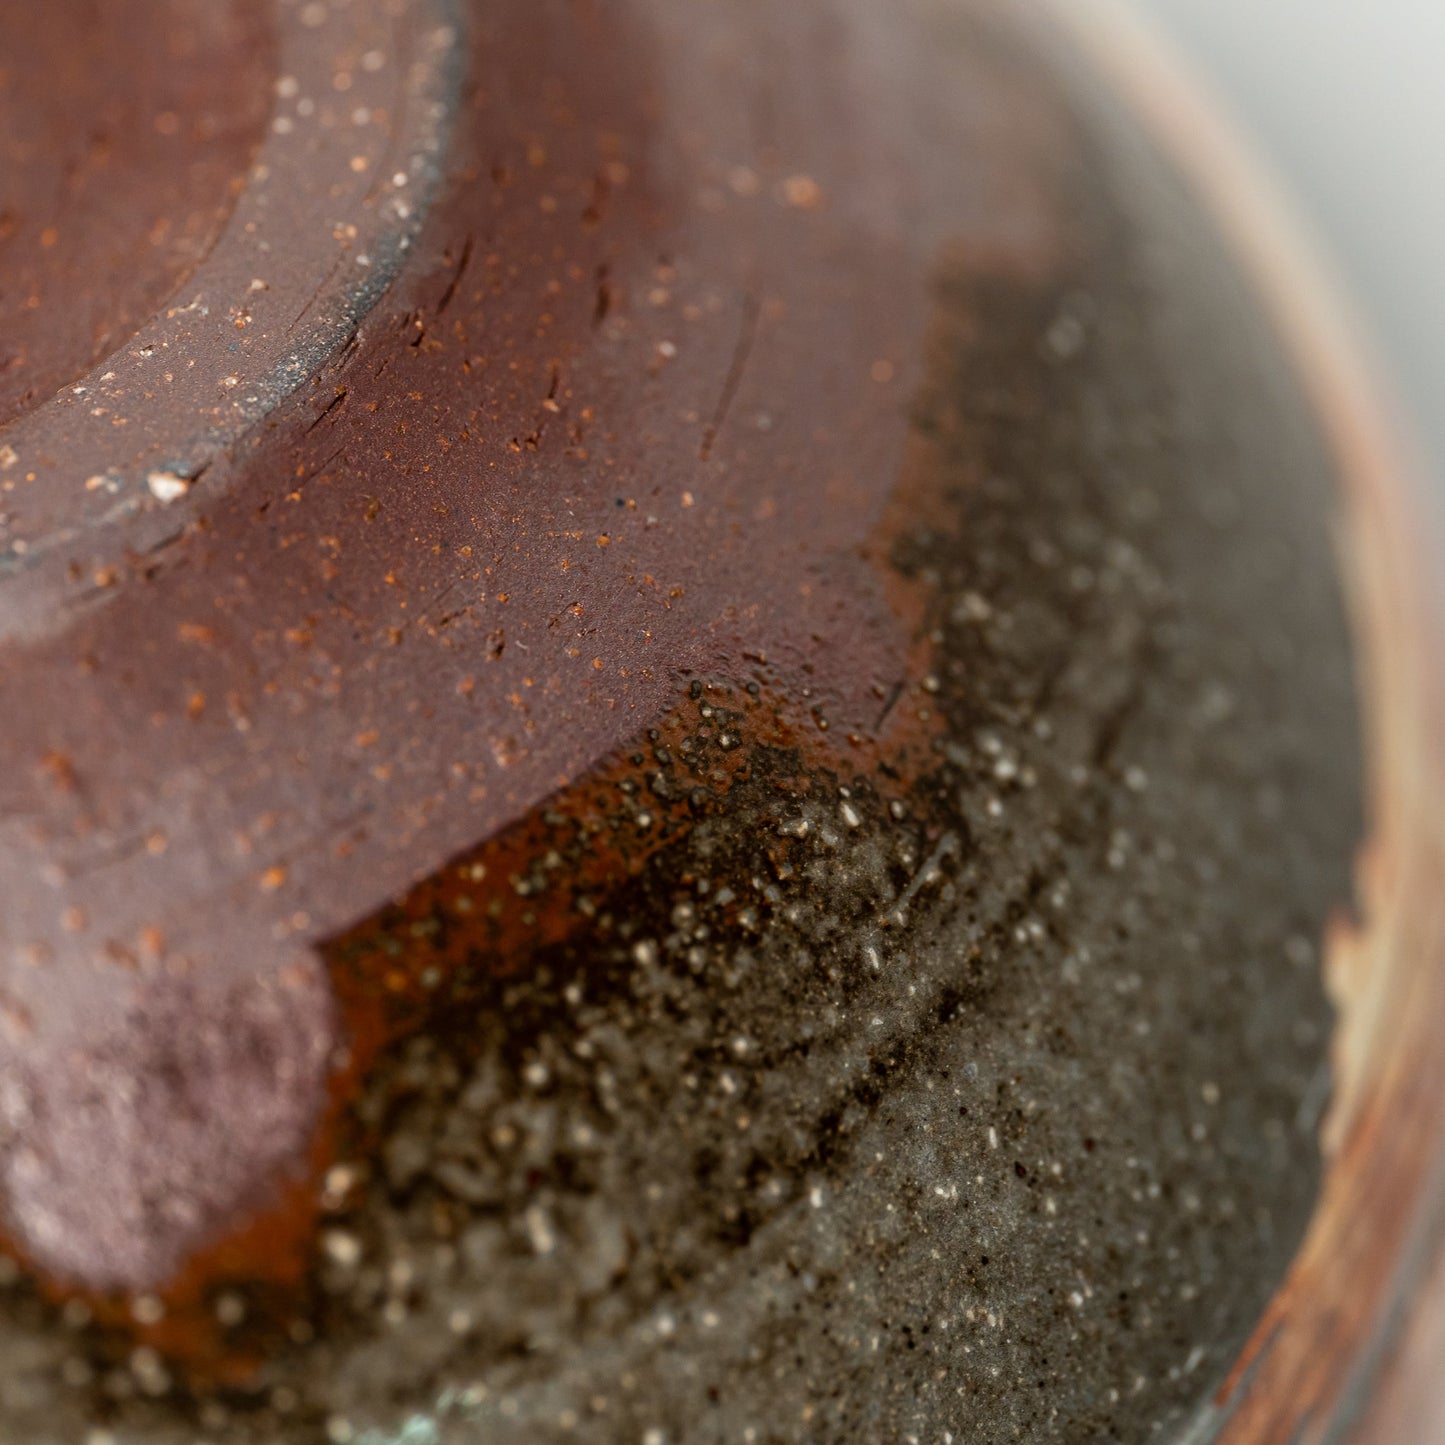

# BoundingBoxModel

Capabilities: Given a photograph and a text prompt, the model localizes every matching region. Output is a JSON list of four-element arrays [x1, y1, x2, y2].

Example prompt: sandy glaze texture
[[0, 0, 1382, 1441]]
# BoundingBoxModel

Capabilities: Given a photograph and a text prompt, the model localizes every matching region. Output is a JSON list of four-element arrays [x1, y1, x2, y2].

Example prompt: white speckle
[[129, 1345, 169, 1394], [0, 445, 17, 470], [657, 340, 678, 359], [321, 1230, 362, 1268], [323, 1161, 359, 1208], [1284, 933, 1315, 967], [273, 115, 295, 135], [840, 801, 862, 829], [809, 1186, 824, 1209], [525, 1204, 556, 1256], [988, 1127, 999, 1150], [1045, 313, 1087, 360], [953, 590, 992, 623], [393, 171, 409, 188], [361, 48, 386, 71], [146, 470, 192, 503]]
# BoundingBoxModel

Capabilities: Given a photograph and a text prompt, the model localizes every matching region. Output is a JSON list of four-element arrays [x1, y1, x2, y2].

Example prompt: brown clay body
[[0, 1, 1440, 1442]]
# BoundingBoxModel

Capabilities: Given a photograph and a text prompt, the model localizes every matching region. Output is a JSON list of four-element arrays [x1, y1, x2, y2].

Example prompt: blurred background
[[1131, 0, 1445, 533]]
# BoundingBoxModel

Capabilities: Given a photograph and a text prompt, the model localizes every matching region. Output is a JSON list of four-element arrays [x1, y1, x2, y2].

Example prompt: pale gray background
[[1131, 0, 1445, 528]]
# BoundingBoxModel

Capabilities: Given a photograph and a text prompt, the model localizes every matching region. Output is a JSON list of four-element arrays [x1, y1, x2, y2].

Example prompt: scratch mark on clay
[[434, 234, 474, 317], [699, 291, 761, 461], [306, 388, 349, 434]]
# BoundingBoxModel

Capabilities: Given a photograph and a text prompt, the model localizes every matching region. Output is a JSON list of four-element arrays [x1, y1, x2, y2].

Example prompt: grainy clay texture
[[0, 0, 1381, 1442]]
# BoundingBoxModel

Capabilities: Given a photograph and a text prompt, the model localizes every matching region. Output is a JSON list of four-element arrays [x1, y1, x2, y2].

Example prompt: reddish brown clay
[[0, 2, 1440, 1443]]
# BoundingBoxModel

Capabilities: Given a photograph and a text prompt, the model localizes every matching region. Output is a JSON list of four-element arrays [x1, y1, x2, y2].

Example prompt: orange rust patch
[[325, 673, 941, 1012], [0, 668, 946, 1388]]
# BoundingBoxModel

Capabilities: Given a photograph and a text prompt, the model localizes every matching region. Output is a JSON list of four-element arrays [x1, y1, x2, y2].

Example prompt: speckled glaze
[[0, 1, 1440, 1442]]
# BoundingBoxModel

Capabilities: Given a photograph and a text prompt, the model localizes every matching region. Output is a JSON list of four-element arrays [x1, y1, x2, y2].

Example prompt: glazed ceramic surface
[[0, 2, 1440, 1442]]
